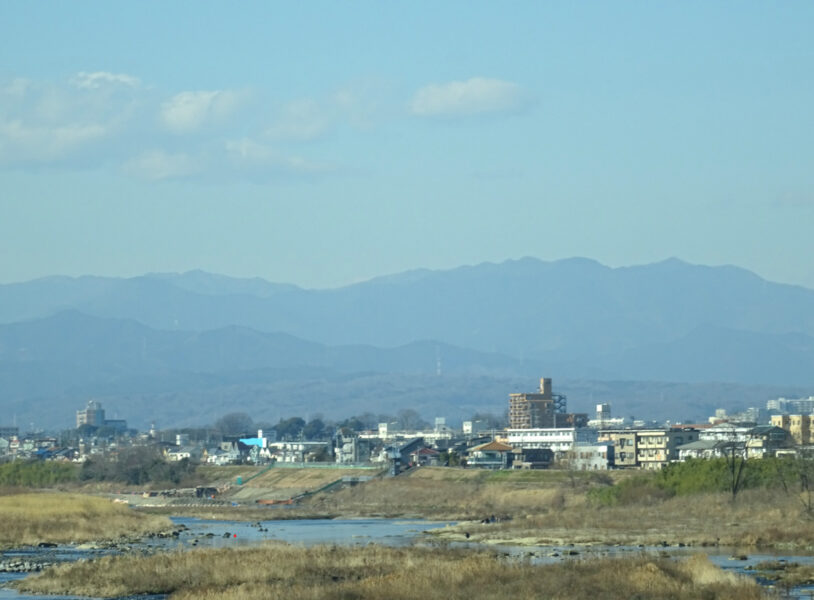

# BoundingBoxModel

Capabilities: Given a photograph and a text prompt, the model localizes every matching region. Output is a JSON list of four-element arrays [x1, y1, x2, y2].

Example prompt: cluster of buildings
[[2, 383, 813, 474], [0, 427, 68, 461], [479, 378, 800, 471], [362, 378, 801, 474]]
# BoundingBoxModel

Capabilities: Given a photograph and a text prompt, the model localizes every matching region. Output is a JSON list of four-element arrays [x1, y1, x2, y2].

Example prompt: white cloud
[[410, 77, 531, 117], [0, 72, 145, 165], [225, 138, 331, 178], [331, 80, 385, 129], [160, 90, 246, 134], [122, 150, 201, 181], [265, 98, 331, 141], [2, 78, 31, 98], [0, 119, 108, 163], [0, 74, 345, 181], [71, 71, 141, 90]]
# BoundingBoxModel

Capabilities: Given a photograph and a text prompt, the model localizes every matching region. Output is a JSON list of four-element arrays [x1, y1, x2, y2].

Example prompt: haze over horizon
[[4, 255, 814, 294], [2, 2, 814, 290]]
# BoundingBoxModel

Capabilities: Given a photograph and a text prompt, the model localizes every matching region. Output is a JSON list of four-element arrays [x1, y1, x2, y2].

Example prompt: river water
[[0, 518, 451, 600], [2, 517, 813, 599]]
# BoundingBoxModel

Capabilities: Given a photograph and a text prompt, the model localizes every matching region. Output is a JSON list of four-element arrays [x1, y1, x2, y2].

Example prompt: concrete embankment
[[0, 559, 54, 573]]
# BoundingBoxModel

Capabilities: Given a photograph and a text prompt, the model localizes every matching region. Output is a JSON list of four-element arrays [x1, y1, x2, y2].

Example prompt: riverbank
[[15, 543, 764, 600], [8, 466, 814, 553], [0, 493, 173, 549], [298, 468, 814, 551]]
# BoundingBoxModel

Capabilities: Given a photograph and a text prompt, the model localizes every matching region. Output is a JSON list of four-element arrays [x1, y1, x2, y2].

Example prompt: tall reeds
[[17, 543, 764, 600], [0, 492, 172, 547]]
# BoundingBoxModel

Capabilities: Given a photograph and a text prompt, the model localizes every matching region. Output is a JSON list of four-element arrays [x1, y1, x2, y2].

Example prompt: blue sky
[[1, 1, 813, 289]]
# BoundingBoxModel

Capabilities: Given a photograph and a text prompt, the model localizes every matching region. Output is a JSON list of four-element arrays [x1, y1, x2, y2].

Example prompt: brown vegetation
[[750, 559, 814, 587], [430, 487, 814, 550], [301, 468, 814, 549], [0, 492, 172, 548], [304, 467, 582, 519], [17, 543, 765, 600]]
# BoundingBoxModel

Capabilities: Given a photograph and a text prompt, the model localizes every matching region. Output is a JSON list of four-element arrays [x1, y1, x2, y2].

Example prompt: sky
[[1, 1, 813, 289]]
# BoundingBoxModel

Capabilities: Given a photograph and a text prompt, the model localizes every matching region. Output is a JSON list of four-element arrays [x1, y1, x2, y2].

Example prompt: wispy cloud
[[160, 89, 248, 134], [265, 98, 331, 141], [122, 150, 202, 181], [70, 71, 141, 90], [265, 81, 385, 142], [0, 75, 128, 164], [0, 73, 355, 180], [410, 77, 532, 118], [0, 120, 108, 163], [225, 138, 334, 179]]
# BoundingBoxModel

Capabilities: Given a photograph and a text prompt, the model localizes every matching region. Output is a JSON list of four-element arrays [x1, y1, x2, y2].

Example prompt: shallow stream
[[2, 517, 813, 599]]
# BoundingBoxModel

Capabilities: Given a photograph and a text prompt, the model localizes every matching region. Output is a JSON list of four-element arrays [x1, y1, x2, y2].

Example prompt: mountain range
[[1, 257, 812, 430]]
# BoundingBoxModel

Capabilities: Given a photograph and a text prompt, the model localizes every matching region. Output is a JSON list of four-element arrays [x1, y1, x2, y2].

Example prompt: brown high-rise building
[[509, 377, 567, 429]]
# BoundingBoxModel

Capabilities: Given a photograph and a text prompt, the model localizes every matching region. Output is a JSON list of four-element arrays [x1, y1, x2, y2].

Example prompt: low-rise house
[[746, 425, 793, 458], [269, 441, 331, 463], [466, 440, 514, 469], [562, 442, 615, 470], [699, 422, 755, 443], [678, 426, 792, 461], [677, 439, 729, 460], [409, 446, 440, 467], [206, 441, 242, 465], [334, 434, 373, 464], [380, 438, 426, 474], [511, 447, 553, 469], [166, 446, 201, 462]]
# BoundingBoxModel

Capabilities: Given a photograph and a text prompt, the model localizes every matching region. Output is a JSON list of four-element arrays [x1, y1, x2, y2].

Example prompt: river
[[2, 517, 813, 599]]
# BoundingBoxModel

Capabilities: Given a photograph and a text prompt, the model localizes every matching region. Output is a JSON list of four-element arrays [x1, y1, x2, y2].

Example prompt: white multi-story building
[[699, 422, 752, 443], [767, 396, 814, 415], [506, 428, 597, 455]]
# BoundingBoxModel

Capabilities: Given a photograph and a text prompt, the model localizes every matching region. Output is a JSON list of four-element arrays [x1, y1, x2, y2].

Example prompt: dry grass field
[[0, 492, 172, 547], [17, 543, 766, 600], [305, 467, 607, 519], [301, 468, 814, 549], [434, 487, 814, 549]]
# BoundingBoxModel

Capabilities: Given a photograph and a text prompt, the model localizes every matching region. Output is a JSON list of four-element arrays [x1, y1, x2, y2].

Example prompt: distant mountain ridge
[[2, 257, 814, 359], [2, 256, 814, 430], [0, 310, 518, 376]]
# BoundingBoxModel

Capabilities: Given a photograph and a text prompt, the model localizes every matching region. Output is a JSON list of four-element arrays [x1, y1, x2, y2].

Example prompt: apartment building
[[598, 428, 699, 469]]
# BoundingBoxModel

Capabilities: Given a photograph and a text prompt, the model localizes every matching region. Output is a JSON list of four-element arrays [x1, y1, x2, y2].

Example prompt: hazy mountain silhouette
[[2, 257, 813, 360], [0, 310, 521, 377], [3, 257, 814, 429]]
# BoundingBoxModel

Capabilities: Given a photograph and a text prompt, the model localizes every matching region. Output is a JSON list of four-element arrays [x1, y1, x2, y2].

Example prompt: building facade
[[76, 400, 105, 428], [508, 377, 586, 429], [506, 427, 597, 456], [772, 414, 814, 445], [509, 378, 561, 429], [598, 428, 699, 469]]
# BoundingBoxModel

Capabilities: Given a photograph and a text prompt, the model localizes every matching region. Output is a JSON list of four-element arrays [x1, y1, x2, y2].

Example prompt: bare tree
[[722, 441, 747, 501], [214, 412, 254, 436]]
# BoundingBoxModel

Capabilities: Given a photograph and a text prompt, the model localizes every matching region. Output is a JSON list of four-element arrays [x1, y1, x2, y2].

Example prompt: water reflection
[[3, 518, 814, 600]]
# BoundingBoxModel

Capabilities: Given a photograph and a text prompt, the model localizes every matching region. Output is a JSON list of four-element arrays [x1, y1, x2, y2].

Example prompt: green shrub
[[591, 457, 808, 507], [80, 447, 197, 486], [0, 461, 78, 486], [588, 473, 674, 506]]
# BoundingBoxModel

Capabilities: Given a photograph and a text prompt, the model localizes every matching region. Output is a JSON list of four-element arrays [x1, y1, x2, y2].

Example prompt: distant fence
[[268, 462, 381, 470]]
